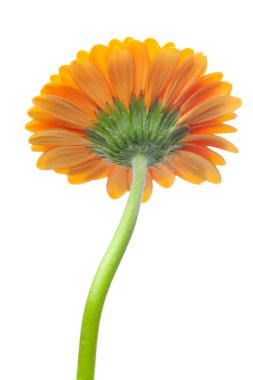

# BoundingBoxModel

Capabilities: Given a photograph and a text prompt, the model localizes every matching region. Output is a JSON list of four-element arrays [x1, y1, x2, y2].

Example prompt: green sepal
[[85, 96, 188, 168]]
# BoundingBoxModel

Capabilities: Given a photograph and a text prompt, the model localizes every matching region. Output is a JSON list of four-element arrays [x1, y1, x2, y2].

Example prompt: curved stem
[[76, 154, 147, 380]]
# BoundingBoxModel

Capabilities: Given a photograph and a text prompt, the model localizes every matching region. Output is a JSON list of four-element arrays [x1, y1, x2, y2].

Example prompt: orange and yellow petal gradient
[[27, 37, 241, 202]]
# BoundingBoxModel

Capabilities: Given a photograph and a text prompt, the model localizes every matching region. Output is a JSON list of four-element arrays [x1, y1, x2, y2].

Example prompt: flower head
[[27, 37, 241, 202]]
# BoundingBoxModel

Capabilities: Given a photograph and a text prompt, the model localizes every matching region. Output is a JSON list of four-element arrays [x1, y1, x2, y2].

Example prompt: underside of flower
[[27, 37, 241, 202], [86, 96, 187, 168]]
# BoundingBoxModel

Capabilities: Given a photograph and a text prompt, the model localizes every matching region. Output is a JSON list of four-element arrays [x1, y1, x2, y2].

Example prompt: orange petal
[[26, 120, 59, 132], [59, 65, 77, 87], [163, 54, 207, 107], [142, 170, 153, 202], [150, 164, 175, 188], [143, 38, 161, 60], [180, 144, 226, 165], [190, 113, 237, 126], [190, 123, 237, 134], [41, 83, 96, 116], [32, 95, 92, 129], [123, 37, 134, 46], [163, 42, 176, 49], [28, 107, 83, 130], [175, 72, 224, 109], [145, 49, 180, 108], [37, 146, 92, 170], [178, 96, 242, 125], [108, 48, 135, 109], [29, 129, 87, 146], [106, 165, 128, 199], [89, 44, 115, 94], [50, 74, 62, 83], [31, 145, 51, 152], [170, 155, 204, 184], [68, 162, 111, 184], [107, 39, 123, 50], [55, 154, 100, 175], [70, 60, 113, 110], [128, 40, 150, 97], [55, 167, 71, 174], [183, 134, 238, 152], [66, 157, 102, 175], [170, 150, 221, 184], [180, 81, 232, 114], [76, 50, 89, 60], [178, 48, 194, 63], [178, 150, 221, 183]]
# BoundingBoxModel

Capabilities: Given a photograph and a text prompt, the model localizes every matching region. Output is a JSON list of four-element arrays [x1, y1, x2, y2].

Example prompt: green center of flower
[[86, 96, 188, 168]]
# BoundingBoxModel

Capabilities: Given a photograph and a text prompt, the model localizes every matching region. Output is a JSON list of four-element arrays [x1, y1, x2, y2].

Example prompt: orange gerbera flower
[[27, 37, 241, 202]]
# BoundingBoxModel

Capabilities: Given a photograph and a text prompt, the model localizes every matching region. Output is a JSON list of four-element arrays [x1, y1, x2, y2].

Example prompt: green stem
[[76, 154, 147, 380]]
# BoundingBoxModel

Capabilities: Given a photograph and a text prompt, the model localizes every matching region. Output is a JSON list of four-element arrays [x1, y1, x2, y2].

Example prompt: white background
[[1, 0, 252, 379]]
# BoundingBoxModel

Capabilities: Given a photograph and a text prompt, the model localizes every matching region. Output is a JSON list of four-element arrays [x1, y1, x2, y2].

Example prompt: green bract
[[86, 96, 188, 168]]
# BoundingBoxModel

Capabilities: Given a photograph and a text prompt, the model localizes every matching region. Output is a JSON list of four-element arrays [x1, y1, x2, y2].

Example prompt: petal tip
[[36, 157, 45, 170]]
